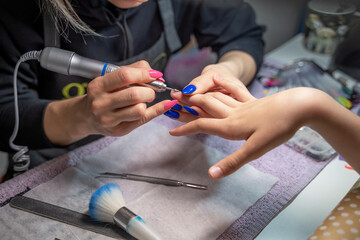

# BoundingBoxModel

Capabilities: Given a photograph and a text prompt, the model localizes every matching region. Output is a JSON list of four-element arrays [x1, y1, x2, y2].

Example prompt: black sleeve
[[0, 0, 56, 152], [193, 0, 266, 70]]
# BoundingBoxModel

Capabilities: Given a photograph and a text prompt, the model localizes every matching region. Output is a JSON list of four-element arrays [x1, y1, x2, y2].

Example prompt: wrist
[[202, 63, 233, 77], [44, 96, 91, 145], [288, 88, 333, 128], [218, 51, 256, 85]]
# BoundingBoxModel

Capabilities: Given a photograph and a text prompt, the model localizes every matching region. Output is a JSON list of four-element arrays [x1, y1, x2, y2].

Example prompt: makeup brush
[[89, 183, 162, 240]]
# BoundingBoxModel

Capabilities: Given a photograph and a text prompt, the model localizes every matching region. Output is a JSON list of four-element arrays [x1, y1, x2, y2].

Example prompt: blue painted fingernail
[[182, 85, 196, 94], [183, 106, 199, 116], [171, 104, 182, 111], [164, 110, 180, 119]]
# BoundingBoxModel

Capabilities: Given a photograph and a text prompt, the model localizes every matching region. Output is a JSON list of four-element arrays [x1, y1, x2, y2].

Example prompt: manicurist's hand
[[169, 77, 353, 179], [174, 50, 257, 97], [43, 61, 178, 146]]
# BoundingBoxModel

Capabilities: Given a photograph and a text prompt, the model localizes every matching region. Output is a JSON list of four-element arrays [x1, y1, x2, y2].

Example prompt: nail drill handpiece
[[38, 47, 179, 92]]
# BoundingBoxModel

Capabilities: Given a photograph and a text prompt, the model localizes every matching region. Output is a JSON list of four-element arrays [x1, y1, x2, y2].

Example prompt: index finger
[[100, 66, 157, 92], [213, 77, 256, 102]]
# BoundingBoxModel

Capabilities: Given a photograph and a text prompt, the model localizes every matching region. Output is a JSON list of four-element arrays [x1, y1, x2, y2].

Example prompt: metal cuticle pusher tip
[[166, 87, 180, 92]]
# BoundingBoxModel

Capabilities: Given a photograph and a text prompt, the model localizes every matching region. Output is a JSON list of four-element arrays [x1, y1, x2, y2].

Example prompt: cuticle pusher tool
[[96, 172, 208, 190]]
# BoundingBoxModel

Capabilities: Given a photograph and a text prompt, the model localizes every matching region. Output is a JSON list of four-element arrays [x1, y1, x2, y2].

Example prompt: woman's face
[[107, 0, 148, 9]]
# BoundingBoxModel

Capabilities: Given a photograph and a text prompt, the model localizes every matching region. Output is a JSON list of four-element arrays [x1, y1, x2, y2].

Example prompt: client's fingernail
[[182, 85, 196, 94], [209, 166, 223, 179], [171, 104, 182, 111], [149, 70, 163, 78], [156, 77, 165, 82], [183, 106, 199, 116], [164, 110, 179, 119], [164, 100, 178, 110]]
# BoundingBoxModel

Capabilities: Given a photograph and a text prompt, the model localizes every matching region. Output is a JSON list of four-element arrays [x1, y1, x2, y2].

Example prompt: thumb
[[208, 148, 248, 180], [117, 100, 178, 136], [208, 131, 271, 179]]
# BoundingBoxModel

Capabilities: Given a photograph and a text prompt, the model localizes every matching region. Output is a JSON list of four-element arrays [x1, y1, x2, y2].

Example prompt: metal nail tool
[[96, 172, 208, 190]]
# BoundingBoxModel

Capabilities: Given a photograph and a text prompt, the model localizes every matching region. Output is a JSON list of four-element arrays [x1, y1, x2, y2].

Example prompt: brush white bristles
[[89, 183, 126, 223]]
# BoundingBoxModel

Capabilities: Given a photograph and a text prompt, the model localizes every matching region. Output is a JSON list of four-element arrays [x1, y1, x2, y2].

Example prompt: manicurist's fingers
[[127, 60, 152, 69], [90, 87, 156, 114], [95, 66, 163, 92], [111, 99, 178, 136]]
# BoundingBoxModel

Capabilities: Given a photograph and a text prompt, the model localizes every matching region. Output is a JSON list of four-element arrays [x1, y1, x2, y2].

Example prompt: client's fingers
[[169, 118, 222, 136], [204, 91, 239, 108], [213, 77, 256, 102], [171, 91, 231, 118], [208, 130, 271, 179]]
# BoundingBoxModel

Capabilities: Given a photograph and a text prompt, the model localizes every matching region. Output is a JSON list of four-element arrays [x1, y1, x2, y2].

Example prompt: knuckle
[[241, 143, 255, 159], [127, 88, 143, 102], [212, 92, 224, 99], [116, 68, 132, 85], [195, 119, 207, 131], [201, 94, 214, 104], [87, 79, 102, 95], [98, 115, 113, 127], [132, 103, 147, 118], [222, 158, 240, 175], [90, 100, 102, 114], [146, 89, 156, 102], [90, 98, 109, 113], [137, 60, 150, 68]]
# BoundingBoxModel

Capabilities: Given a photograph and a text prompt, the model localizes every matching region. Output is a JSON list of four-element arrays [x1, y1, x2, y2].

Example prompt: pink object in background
[[164, 47, 216, 89]]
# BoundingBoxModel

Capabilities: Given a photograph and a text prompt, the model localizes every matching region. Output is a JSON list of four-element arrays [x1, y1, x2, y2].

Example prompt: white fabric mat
[[0, 120, 278, 240]]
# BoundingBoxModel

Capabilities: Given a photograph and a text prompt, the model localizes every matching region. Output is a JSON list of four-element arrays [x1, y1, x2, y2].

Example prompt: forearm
[[43, 95, 91, 146], [305, 91, 360, 172]]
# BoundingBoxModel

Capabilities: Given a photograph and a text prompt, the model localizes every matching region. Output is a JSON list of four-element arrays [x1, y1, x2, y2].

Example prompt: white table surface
[[255, 34, 360, 240]]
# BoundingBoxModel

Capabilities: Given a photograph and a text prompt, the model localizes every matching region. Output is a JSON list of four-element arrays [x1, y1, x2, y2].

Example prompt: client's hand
[[169, 77, 317, 180]]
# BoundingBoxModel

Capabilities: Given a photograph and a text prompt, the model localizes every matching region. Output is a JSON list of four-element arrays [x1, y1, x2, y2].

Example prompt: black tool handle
[[10, 196, 134, 239]]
